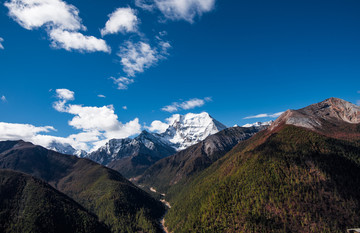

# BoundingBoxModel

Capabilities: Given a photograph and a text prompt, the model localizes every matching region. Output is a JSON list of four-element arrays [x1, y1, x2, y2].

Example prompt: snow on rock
[[160, 112, 227, 151], [48, 141, 76, 155], [242, 121, 273, 128]]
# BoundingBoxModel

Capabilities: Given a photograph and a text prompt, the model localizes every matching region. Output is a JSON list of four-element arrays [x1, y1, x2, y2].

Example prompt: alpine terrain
[[86, 112, 227, 178], [148, 98, 360, 233], [137, 125, 268, 195]]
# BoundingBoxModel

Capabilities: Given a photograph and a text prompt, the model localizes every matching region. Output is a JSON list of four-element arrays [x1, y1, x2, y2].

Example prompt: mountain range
[[85, 112, 228, 178], [2, 97, 360, 232], [0, 140, 165, 233], [136, 125, 268, 194], [152, 97, 360, 232]]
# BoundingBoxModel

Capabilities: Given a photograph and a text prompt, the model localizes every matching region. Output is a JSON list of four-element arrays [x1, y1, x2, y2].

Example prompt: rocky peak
[[269, 98, 360, 131]]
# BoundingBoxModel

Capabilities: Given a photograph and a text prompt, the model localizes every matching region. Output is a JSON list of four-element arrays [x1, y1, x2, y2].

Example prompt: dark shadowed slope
[[137, 126, 265, 194], [0, 140, 165, 233], [163, 98, 360, 232], [0, 169, 110, 233]]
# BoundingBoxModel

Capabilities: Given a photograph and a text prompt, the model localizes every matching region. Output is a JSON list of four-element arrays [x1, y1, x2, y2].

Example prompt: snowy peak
[[161, 112, 227, 151], [269, 97, 360, 131], [86, 130, 176, 165], [242, 121, 273, 128], [48, 141, 76, 155]]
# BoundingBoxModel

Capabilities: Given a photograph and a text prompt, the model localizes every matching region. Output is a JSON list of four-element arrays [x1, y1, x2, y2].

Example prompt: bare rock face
[[270, 98, 360, 131]]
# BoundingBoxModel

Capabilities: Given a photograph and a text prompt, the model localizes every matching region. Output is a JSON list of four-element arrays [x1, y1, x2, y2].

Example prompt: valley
[[1, 98, 360, 232]]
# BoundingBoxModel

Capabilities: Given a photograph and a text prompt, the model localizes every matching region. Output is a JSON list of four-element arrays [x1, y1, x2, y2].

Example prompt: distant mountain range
[[242, 120, 273, 128], [85, 112, 228, 178], [48, 113, 273, 178]]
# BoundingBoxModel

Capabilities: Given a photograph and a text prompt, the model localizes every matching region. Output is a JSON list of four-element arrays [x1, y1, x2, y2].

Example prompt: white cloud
[[118, 41, 158, 77], [5, 0, 110, 53], [161, 97, 211, 112], [0, 122, 54, 141], [101, 7, 139, 36], [0, 122, 94, 151], [97, 94, 106, 98], [162, 105, 178, 113], [49, 29, 110, 53], [181, 98, 205, 110], [145, 120, 169, 133], [0, 37, 4, 49], [111, 77, 134, 90], [135, 0, 155, 11], [136, 0, 216, 23], [53, 88, 74, 112], [122, 106, 127, 110], [50, 88, 141, 150], [243, 111, 284, 119], [0, 122, 88, 150], [1, 95, 6, 102], [117, 40, 170, 77], [56, 88, 74, 100], [5, 0, 83, 31]]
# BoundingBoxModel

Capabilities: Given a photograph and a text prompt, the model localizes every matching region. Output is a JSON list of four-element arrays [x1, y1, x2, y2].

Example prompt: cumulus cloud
[[136, 0, 216, 22], [53, 88, 74, 112], [161, 97, 211, 113], [243, 111, 284, 119], [56, 88, 74, 100], [145, 120, 169, 133], [0, 37, 4, 49], [1, 95, 6, 102], [0, 122, 93, 151], [5, 0, 83, 30], [5, 0, 110, 53], [0, 122, 54, 141], [111, 77, 134, 90], [97, 94, 106, 98], [101, 7, 139, 36], [51, 88, 141, 150], [49, 29, 110, 52]]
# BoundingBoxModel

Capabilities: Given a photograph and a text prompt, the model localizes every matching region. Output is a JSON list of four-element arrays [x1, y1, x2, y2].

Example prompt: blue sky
[[1, 0, 360, 151]]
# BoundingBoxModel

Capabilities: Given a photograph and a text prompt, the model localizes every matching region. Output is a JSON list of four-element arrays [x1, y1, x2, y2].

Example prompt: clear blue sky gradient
[[1, 0, 360, 137]]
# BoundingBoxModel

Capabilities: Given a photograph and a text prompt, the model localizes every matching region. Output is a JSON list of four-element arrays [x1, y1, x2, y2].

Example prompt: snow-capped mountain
[[87, 130, 176, 166], [48, 141, 76, 155], [47, 112, 229, 177], [86, 130, 176, 177], [242, 121, 273, 128], [47, 141, 87, 157], [161, 112, 227, 151], [83, 112, 227, 177]]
